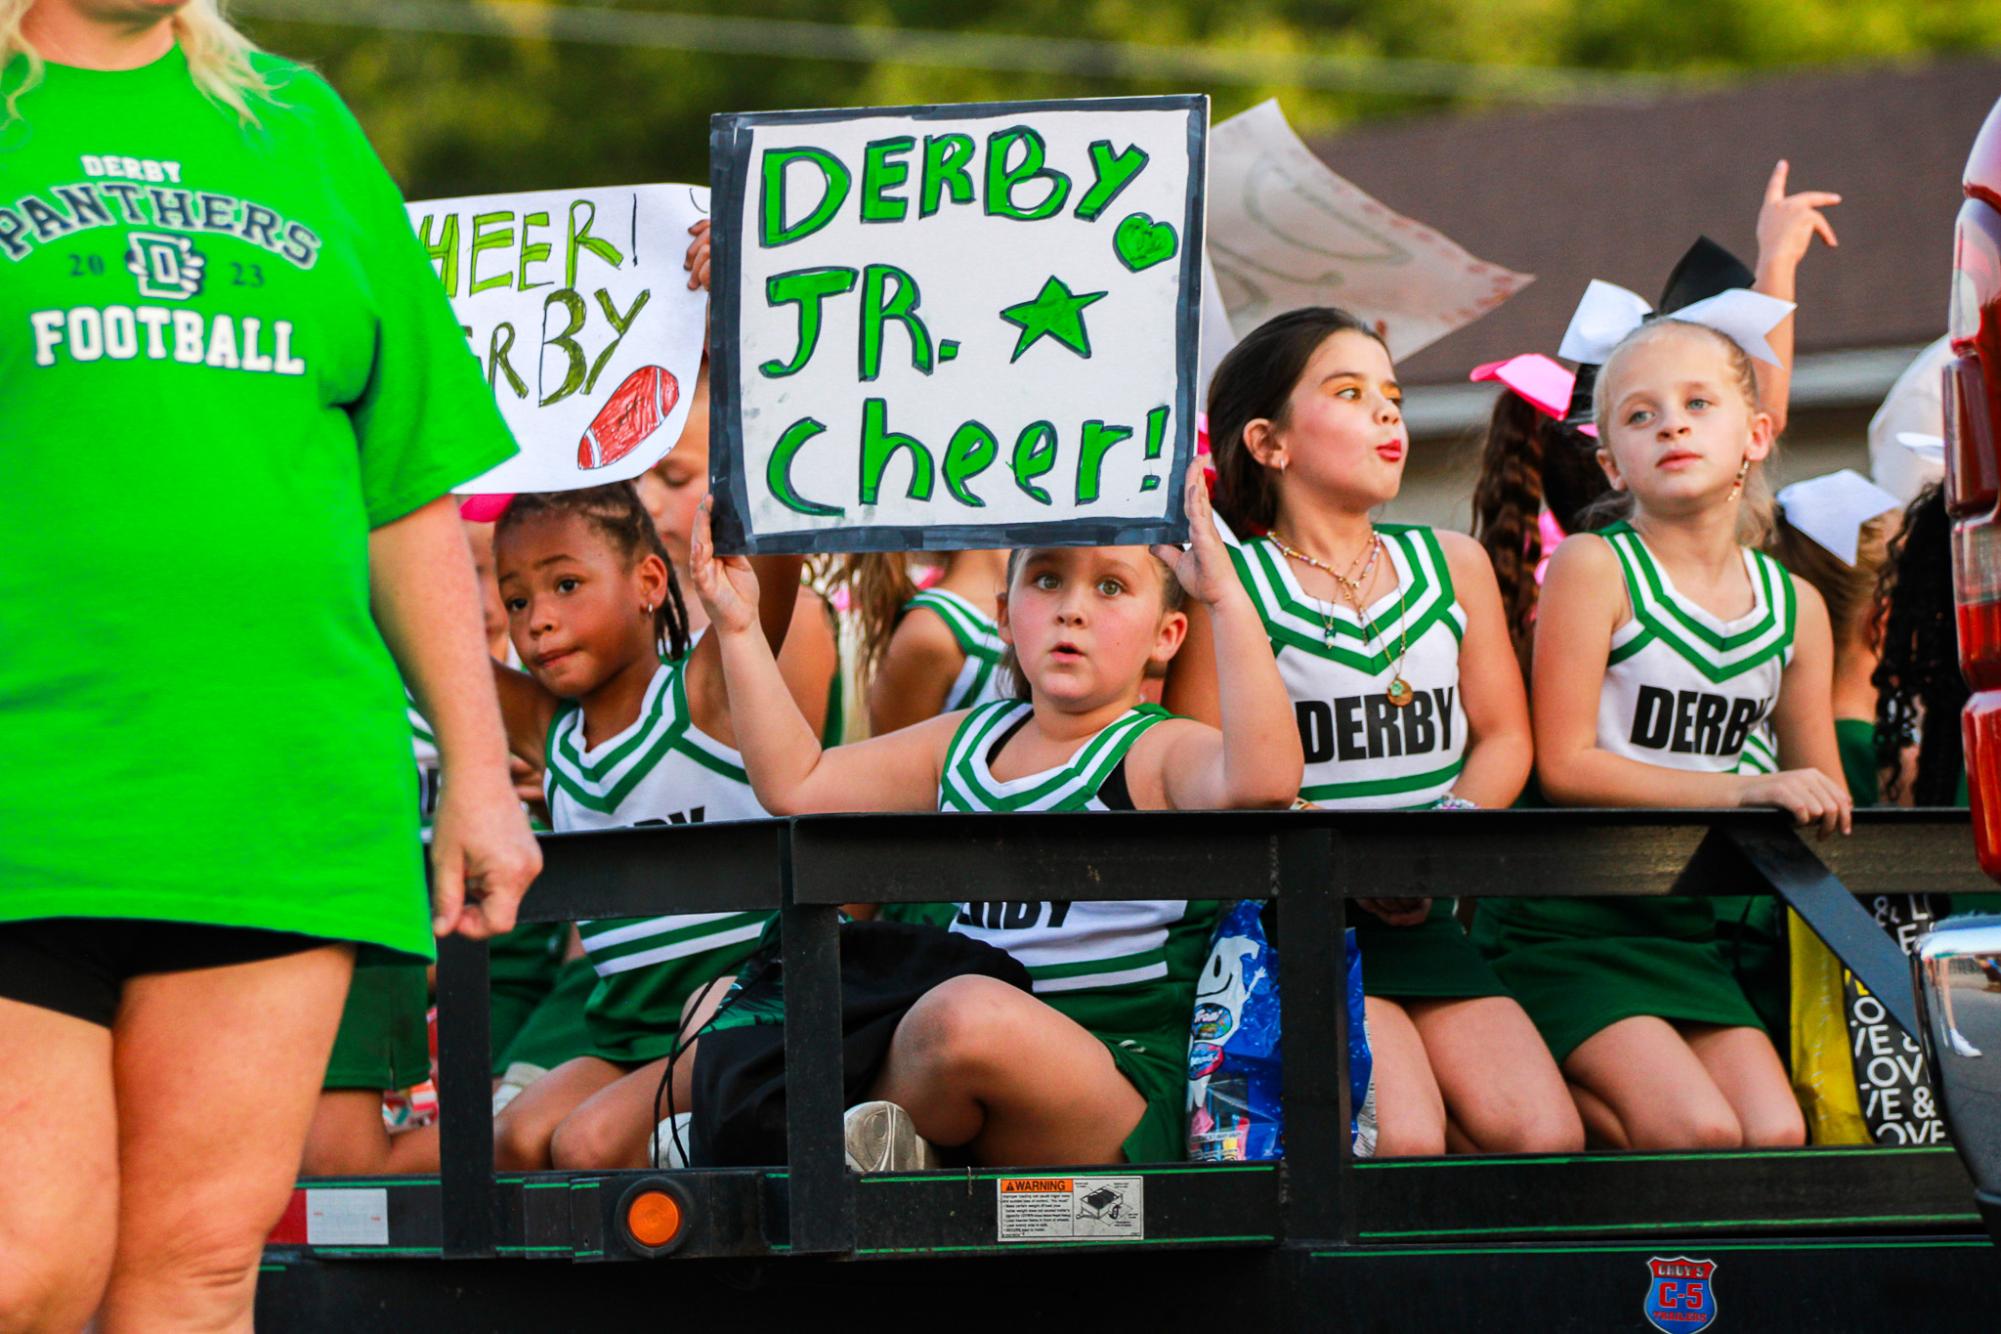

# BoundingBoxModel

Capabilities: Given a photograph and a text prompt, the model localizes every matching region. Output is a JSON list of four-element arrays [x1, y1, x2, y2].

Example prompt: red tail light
[[1949, 98, 2001, 876]]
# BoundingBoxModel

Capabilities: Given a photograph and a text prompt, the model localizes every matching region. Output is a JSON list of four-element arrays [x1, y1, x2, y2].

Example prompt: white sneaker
[[651, 1112, 695, 1168], [490, 1061, 548, 1116], [842, 1100, 938, 1172], [1949, 1027, 1984, 1059]]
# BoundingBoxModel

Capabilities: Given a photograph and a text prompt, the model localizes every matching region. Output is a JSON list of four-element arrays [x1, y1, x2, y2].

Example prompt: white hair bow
[[1557, 279, 1796, 368]]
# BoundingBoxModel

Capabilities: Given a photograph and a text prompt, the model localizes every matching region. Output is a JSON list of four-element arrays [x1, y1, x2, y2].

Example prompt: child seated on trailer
[[484, 480, 808, 1171], [674, 471, 1301, 1165], [1474, 309, 1851, 1152]]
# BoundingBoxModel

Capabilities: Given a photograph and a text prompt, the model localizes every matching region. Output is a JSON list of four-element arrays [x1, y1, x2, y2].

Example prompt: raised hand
[[1755, 159, 1840, 280], [1151, 466, 1234, 607], [688, 495, 761, 635]]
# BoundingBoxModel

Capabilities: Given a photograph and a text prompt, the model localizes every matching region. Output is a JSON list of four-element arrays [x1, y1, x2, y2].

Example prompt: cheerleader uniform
[[1221, 517, 1506, 1001], [941, 699, 1216, 1162], [902, 588, 1011, 711], [1473, 522, 1798, 1060], [545, 656, 774, 1066]]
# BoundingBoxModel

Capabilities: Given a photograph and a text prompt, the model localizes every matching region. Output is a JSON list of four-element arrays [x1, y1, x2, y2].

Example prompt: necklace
[[1270, 528, 1415, 707]]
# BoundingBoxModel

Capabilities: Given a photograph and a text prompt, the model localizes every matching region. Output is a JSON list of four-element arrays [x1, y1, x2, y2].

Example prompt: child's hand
[[1357, 897, 1431, 927], [1755, 160, 1840, 279], [1738, 767, 1852, 837], [1152, 466, 1234, 606], [689, 495, 761, 635], [685, 219, 712, 292]]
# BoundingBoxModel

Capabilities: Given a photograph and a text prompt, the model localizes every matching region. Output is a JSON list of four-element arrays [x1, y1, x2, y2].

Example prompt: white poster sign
[[407, 184, 711, 495], [1207, 100, 1530, 362], [708, 96, 1207, 554]]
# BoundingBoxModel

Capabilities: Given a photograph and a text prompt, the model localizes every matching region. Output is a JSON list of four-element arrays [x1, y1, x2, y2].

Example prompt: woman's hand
[[1357, 897, 1431, 927], [1754, 160, 1839, 279], [430, 775, 542, 939], [685, 219, 712, 292], [1738, 767, 1853, 837], [1153, 467, 1234, 607], [689, 495, 761, 635]]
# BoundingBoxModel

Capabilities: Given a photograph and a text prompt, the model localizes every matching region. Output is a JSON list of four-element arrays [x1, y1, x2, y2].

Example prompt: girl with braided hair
[[486, 481, 806, 1170]]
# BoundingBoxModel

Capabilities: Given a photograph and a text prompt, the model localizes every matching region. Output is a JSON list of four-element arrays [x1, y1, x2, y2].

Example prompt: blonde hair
[[3, 0, 275, 123], [1588, 319, 1777, 547], [1772, 510, 1892, 641]]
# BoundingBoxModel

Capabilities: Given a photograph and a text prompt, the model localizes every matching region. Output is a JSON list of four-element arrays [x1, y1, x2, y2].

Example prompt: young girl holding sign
[[488, 481, 807, 1170], [1475, 317, 1849, 1151], [684, 473, 1301, 1164], [1167, 308, 1583, 1157]]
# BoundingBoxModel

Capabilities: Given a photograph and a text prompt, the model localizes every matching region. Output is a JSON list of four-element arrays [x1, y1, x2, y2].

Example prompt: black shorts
[[0, 918, 336, 1027]]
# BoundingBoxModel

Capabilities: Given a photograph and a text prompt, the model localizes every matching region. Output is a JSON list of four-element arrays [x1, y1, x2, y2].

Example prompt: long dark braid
[[1470, 392, 1613, 663], [496, 482, 693, 662], [1871, 484, 1962, 805]]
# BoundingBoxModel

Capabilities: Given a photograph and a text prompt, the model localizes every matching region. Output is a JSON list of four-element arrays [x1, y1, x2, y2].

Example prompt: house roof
[[1308, 59, 2001, 395]]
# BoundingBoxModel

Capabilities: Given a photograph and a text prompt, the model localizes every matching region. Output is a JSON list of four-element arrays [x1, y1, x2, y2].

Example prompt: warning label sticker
[[996, 1176, 1144, 1242], [305, 1188, 390, 1246]]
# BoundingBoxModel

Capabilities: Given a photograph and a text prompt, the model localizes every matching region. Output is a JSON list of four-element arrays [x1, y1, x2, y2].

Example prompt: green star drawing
[[999, 275, 1108, 363]]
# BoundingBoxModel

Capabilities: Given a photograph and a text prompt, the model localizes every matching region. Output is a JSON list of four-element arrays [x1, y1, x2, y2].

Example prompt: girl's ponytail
[[1471, 391, 1548, 660], [831, 552, 920, 681]]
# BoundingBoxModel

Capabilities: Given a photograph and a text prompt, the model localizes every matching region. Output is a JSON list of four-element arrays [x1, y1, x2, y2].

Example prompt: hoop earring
[[1729, 459, 1749, 500]]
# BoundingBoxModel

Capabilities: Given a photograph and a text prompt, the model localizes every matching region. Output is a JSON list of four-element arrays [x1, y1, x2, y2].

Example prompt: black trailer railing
[[277, 808, 1990, 1271]]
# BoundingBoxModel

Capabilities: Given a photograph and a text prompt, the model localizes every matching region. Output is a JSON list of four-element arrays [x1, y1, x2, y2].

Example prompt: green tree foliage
[[234, 0, 2001, 198]]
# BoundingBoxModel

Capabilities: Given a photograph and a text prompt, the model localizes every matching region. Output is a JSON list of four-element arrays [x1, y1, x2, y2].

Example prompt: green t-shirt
[[0, 47, 515, 959]]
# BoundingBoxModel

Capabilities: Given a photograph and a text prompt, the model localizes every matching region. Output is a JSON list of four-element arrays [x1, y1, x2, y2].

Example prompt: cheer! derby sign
[[708, 96, 1206, 554], [407, 185, 711, 495]]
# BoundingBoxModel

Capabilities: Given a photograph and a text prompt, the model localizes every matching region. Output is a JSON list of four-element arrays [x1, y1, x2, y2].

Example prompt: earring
[[643, 602, 654, 615], [1729, 459, 1749, 500]]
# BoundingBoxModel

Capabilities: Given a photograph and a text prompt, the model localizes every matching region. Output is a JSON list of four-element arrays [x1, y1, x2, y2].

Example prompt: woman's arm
[[868, 610, 963, 734], [1438, 531, 1533, 808], [690, 499, 946, 813], [371, 496, 542, 938], [1150, 472, 1302, 811]]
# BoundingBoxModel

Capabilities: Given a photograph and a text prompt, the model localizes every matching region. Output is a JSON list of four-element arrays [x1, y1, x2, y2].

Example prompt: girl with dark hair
[[486, 481, 805, 1171], [1874, 484, 1969, 806], [1167, 307, 1583, 1157]]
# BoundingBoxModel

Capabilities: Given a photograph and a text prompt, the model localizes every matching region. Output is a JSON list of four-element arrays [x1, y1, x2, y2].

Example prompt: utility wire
[[231, 0, 1688, 106]]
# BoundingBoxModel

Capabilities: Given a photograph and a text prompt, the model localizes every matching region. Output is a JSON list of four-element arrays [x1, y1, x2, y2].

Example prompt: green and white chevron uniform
[[904, 588, 1011, 711], [1219, 516, 1468, 809], [1597, 521, 1795, 773]]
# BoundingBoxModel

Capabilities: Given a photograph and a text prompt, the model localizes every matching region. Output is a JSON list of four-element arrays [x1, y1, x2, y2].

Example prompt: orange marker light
[[626, 1189, 682, 1249]]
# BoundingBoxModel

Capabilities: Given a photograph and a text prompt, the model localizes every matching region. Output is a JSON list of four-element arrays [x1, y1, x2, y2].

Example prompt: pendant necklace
[[1269, 529, 1416, 706]]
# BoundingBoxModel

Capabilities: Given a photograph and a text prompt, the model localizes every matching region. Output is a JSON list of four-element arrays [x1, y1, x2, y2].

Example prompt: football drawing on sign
[[579, 364, 680, 470], [406, 183, 710, 495]]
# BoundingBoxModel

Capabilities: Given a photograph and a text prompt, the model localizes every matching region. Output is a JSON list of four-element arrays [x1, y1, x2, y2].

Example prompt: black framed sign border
[[707, 94, 1207, 555]]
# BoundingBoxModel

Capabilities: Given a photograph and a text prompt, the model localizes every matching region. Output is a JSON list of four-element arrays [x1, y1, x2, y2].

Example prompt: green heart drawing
[[1114, 212, 1178, 273]]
